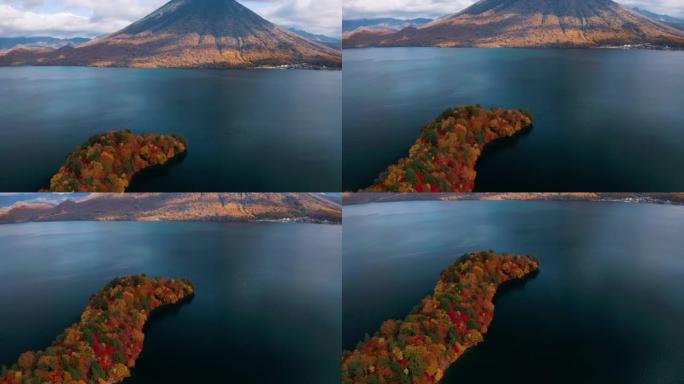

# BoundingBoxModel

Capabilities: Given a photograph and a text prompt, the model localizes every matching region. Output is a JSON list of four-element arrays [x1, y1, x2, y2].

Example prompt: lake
[[343, 48, 684, 191], [343, 200, 684, 383], [0, 221, 341, 383], [0, 67, 341, 192]]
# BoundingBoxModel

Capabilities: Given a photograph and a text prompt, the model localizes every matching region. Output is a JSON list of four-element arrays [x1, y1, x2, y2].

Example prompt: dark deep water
[[0, 221, 341, 383], [0, 67, 341, 192], [343, 48, 684, 191], [343, 200, 684, 383]]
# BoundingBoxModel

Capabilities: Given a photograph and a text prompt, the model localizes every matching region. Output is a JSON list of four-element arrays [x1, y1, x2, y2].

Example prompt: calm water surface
[[0, 221, 341, 383], [0, 67, 341, 191], [343, 48, 684, 191], [343, 201, 684, 383]]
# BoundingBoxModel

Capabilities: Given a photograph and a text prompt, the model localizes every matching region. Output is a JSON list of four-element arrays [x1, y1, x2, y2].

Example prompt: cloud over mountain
[[0, 0, 340, 38]]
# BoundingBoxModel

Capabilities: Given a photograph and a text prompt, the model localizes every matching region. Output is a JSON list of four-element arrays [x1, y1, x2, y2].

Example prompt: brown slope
[[343, 0, 684, 48], [0, 193, 342, 224], [0, 0, 341, 68]]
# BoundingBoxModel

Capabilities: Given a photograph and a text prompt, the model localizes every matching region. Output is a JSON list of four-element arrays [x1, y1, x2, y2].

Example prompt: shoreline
[[0, 276, 194, 384], [342, 251, 540, 384], [342, 192, 684, 206], [362, 106, 533, 193]]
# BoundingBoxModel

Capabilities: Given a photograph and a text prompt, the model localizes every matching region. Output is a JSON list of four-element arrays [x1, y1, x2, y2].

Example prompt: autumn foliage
[[48, 130, 187, 192], [364, 106, 532, 192], [342, 251, 539, 384], [0, 275, 194, 384]]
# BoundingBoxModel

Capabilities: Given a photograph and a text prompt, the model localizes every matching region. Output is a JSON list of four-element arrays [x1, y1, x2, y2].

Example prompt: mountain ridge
[[0, 0, 341, 69], [342, 192, 684, 206], [0, 37, 90, 52], [288, 28, 341, 50], [0, 193, 342, 224], [342, 18, 434, 33], [632, 7, 684, 30], [343, 0, 684, 48]]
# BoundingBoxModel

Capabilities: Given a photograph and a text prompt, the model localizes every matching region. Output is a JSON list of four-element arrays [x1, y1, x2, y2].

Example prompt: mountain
[[342, 18, 433, 33], [0, 37, 90, 52], [0, 0, 341, 68], [343, 0, 684, 48], [343, 192, 684, 206], [0, 193, 342, 224], [288, 28, 341, 50], [632, 7, 684, 30]]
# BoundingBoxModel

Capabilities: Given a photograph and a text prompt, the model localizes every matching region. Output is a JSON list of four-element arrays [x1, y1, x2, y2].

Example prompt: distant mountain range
[[0, 37, 90, 52], [0, 193, 342, 224], [288, 28, 341, 50], [343, 193, 684, 206], [0, 0, 341, 69], [632, 7, 684, 30], [343, 0, 684, 48], [342, 18, 433, 33]]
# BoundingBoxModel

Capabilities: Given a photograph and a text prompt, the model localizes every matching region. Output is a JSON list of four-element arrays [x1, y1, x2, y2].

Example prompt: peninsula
[[342, 251, 539, 384], [47, 130, 187, 193], [363, 106, 532, 192], [0, 275, 194, 384]]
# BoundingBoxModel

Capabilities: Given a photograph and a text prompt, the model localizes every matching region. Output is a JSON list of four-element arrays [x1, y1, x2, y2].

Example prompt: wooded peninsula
[[47, 130, 187, 192], [0, 275, 194, 384], [342, 251, 539, 384], [364, 106, 532, 193]]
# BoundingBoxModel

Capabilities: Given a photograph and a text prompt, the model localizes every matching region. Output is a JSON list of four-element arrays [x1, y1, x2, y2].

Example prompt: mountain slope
[[0, 0, 341, 68], [288, 28, 341, 50], [343, 0, 684, 48], [0, 193, 342, 224], [342, 18, 434, 33]]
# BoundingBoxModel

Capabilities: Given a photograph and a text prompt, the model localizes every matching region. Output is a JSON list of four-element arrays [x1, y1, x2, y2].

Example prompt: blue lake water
[[0, 221, 341, 383], [343, 48, 684, 191], [343, 200, 684, 383], [0, 67, 341, 192]]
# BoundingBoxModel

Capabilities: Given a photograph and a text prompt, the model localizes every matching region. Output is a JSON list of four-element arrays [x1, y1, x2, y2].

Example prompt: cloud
[[246, 0, 341, 36], [617, 0, 684, 17], [6, 0, 48, 8], [0, 0, 164, 37], [343, 0, 684, 20], [0, 0, 341, 38], [62, 0, 166, 22], [343, 0, 470, 19], [0, 4, 124, 37]]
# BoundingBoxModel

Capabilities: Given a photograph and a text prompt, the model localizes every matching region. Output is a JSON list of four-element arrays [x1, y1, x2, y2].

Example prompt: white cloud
[[617, 0, 684, 17], [0, 4, 123, 37], [343, 0, 684, 20], [343, 0, 469, 19], [0, 0, 341, 38], [247, 0, 341, 36], [62, 0, 166, 22], [6, 0, 48, 8]]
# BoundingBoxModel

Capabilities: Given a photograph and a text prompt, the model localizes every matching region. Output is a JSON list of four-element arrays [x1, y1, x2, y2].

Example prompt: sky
[[343, 0, 684, 20], [0, 0, 342, 38]]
